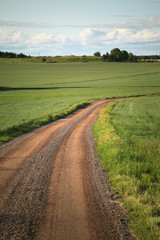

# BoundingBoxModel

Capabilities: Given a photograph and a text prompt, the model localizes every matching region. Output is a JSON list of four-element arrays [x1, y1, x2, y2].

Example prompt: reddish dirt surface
[[0, 100, 136, 240]]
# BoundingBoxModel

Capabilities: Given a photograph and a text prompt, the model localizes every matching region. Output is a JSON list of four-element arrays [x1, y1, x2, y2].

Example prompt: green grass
[[93, 96, 160, 240], [0, 62, 160, 144]]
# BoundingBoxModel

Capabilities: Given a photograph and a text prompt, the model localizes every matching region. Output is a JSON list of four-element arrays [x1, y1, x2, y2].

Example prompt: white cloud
[[28, 33, 69, 48], [78, 28, 160, 46], [0, 27, 160, 56], [133, 29, 160, 42], [102, 28, 160, 44], [0, 29, 26, 49], [30, 33, 54, 45], [79, 28, 106, 46], [12, 32, 21, 42], [54, 34, 68, 44]]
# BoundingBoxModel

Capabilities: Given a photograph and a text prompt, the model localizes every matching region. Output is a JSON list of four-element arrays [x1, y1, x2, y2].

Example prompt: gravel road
[[0, 100, 135, 240]]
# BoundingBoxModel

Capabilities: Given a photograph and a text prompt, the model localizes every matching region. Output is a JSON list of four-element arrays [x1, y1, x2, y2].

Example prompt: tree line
[[137, 55, 160, 62], [94, 48, 160, 62], [0, 51, 30, 58], [0, 50, 159, 62], [94, 48, 137, 62]]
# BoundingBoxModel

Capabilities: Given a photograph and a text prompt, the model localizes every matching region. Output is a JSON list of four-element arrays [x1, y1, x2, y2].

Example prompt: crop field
[[93, 95, 160, 240], [0, 61, 160, 239], [0, 62, 160, 135]]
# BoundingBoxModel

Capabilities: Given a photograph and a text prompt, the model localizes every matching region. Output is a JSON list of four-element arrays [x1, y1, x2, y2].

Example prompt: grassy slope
[[93, 96, 160, 240], [0, 56, 102, 63], [0, 62, 160, 143]]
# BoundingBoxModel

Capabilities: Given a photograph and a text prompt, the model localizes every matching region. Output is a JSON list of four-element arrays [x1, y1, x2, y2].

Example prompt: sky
[[0, 0, 160, 56]]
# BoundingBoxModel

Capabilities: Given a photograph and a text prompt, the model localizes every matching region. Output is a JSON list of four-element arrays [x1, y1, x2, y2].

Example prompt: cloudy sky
[[0, 0, 160, 56]]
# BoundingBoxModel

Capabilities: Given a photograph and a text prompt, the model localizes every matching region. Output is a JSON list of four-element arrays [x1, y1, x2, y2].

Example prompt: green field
[[0, 62, 160, 137], [93, 96, 160, 240], [0, 61, 160, 238]]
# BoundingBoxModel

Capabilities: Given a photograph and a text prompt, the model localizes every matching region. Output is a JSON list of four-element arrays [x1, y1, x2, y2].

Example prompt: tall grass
[[93, 96, 160, 240]]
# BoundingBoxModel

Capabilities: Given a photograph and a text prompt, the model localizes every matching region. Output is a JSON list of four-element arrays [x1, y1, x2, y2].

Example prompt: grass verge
[[93, 97, 160, 240], [0, 100, 92, 145]]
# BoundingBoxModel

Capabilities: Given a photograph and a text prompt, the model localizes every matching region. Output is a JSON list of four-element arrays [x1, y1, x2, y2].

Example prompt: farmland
[[0, 62, 160, 143], [0, 61, 160, 239]]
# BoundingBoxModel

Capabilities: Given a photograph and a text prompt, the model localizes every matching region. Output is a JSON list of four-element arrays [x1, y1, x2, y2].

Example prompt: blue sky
[[0, 0, 160, 56]]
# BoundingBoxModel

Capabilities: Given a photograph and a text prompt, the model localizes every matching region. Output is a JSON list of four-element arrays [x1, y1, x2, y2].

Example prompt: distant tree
[[94, 51, 101, 57], [109, 48, 130, 62], [132, 55, 137, 62], [110, 48, 121, 56], [128, 52, 134, 62], [110, 48, 121, 61], [102, 52, 110, 61], [121, 50, 129, 62], [102, 54, 107, 61], [106, 52, 110, 60], [0, 51, 29, 58], [17, 53, 27, 58], [42, 57, 46, 62]]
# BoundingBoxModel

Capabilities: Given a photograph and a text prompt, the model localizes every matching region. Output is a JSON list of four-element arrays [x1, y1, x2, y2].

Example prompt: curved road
[[0, 100, 135, 240]]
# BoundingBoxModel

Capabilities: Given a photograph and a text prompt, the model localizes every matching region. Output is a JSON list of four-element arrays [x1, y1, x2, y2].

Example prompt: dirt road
[[0, 100, 135, 240]]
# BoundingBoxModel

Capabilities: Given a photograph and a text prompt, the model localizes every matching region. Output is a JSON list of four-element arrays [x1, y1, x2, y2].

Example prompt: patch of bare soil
[[0, 100, 136, 240]]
